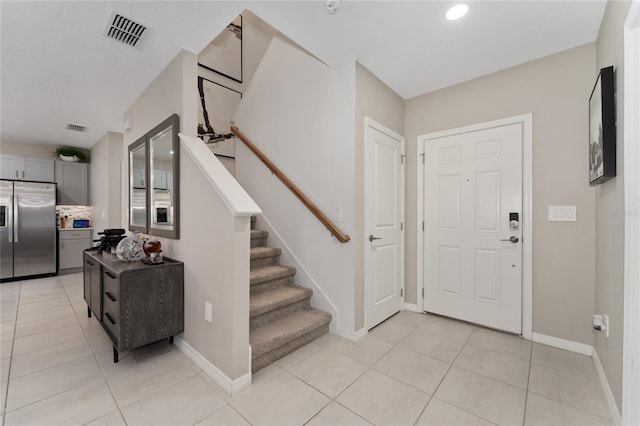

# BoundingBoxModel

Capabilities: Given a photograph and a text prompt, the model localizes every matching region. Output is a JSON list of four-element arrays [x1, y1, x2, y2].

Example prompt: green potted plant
[[53, 146, 86, 162]]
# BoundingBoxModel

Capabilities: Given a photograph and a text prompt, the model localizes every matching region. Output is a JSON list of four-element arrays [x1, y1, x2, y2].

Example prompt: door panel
[[365, 121, 404, 329], [424, 123, 522, 334]]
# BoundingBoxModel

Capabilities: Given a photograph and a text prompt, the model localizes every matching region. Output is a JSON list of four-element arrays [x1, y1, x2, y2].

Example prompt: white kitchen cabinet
[[55, 161, 89, 205], [59, 229, 92, 269], [0, 155, 54, 181], [153, 170, 167, 189], [132, 169, 145, 188]]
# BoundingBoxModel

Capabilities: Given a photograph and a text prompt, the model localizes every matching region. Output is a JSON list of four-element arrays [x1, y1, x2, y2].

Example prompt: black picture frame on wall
[[589, 65, 616, 185]]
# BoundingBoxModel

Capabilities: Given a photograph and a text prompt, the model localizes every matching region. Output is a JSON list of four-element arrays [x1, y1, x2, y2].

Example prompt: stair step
[[250, 246, 281, 268], [250, 265, 296, 295], [250, 229, 268, 248], [250, 308, 331, 372], [250, 285, 312, 329]]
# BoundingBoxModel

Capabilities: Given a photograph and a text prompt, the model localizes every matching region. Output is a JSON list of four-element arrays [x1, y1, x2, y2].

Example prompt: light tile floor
[[0, 274, 612, 426]]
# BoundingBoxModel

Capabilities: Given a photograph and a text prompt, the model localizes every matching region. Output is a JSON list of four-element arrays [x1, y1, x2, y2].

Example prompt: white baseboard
[[404, 303, 419, 313], [174, 336, 252, 395], [593, 348, 622, 426], [531, 332, 593, 356], [336, 326, 367, 341]]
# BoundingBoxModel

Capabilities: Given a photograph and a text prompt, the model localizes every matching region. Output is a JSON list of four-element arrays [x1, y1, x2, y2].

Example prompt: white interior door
[[365, 118, 404, 329], [424, 123, 523, 334]]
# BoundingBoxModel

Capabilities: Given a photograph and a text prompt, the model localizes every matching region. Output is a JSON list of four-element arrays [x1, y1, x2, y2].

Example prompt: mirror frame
[[128, 135, 149, 234], [128, 114, 180, 239]]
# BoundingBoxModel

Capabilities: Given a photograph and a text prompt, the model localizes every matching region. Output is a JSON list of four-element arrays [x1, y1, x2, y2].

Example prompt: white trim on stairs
[[593, 348, 623, 425], [179, 133, 261, 217], [174, 336, 252, 396]]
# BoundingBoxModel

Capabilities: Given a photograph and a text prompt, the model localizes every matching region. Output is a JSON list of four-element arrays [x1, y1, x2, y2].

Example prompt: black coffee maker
[[94, 228, 126, 252]]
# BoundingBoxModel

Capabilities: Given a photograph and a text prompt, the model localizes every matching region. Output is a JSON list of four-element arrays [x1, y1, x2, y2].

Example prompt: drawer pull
[[105, 292, 117, 302], [105, 313, 116, 325], [105, 271, 117, 279]]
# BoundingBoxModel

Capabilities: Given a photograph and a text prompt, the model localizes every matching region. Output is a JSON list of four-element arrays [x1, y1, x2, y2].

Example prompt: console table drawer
[[103, 269, 119, 299], [102, 310, 120, 344]]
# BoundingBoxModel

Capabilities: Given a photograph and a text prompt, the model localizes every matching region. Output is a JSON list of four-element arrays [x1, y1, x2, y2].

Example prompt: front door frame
[[364, 116, 406, 330], [416, 113, 533, 339]]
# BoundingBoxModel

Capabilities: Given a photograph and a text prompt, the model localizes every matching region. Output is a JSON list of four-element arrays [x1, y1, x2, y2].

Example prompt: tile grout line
[[59, 275, 130, 426], [411, 325, 479, 425], [2, 281, 22, 426], [522, 334, 534, 426]]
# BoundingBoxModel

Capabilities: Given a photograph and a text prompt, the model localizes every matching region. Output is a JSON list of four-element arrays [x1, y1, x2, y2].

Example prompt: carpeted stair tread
[[250, 246, 281, 260], [250, 285, 312, 318], [251, 229, 268, 239], [250, 265, 296, 286], [250, 309, 331, 359]]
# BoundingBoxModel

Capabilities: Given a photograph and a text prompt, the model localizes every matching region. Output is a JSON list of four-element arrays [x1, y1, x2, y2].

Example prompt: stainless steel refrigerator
[[0, 180, 57, 280]]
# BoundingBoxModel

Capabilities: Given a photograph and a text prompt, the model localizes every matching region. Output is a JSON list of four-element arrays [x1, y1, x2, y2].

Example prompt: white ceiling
[[0, 1, 607, 149]]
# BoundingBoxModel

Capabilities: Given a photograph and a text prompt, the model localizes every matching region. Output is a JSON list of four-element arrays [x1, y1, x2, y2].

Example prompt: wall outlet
[[604, 314, 610, 338], [204, 302, 213, 323]]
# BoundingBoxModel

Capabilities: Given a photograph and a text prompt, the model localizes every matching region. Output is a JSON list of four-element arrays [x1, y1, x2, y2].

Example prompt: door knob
[[369, 234, 382, 242], [500, 236, 519, 243]]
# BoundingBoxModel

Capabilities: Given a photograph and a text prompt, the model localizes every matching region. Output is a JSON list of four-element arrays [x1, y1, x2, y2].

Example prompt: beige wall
[[123, 50, 250, 381], [594, 0, 632, 412], [354, 63, 405, 330], [234, 35, 357, 333], [90, 132, 123, 233], [405, 43, 597, 345], [198, 9, 277, 95]]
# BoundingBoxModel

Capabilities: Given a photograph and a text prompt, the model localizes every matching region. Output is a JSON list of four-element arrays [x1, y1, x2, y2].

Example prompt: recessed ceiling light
[[446, 4, 469, 20]]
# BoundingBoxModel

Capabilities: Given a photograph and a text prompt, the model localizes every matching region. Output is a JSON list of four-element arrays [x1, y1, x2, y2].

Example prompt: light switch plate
[[548, 205, 577, 222]]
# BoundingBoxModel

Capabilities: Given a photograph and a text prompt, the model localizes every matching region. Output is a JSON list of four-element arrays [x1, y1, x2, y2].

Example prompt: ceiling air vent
[[66, 123, 88, 133], [103, 10, 148, 48]]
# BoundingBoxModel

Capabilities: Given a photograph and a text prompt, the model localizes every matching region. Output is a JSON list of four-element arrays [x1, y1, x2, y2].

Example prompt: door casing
[[416, 113, 533, 339]]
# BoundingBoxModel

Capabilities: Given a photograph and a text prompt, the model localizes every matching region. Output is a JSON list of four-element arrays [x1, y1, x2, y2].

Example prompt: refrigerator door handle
[[13, 194, 18, 243], [7, 196, 13, 243]]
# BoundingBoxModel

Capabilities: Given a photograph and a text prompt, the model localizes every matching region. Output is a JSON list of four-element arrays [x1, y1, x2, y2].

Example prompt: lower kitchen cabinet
[[83, 248, 184, 362], [59, 229, 91, 269]]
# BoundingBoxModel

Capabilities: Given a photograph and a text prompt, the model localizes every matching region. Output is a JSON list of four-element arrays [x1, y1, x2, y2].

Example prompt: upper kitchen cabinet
[[55, 161, 89, 205], [0, 155, 55, 182]]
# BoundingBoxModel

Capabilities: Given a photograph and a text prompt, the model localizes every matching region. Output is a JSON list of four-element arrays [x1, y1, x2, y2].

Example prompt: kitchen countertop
[[58, 227, 93, 231]]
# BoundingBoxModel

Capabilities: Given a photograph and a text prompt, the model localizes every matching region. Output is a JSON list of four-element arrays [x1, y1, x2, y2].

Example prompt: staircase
[[249, 216, 332, 373]]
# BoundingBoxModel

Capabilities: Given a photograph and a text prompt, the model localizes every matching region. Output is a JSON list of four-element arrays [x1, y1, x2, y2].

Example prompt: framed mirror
[[128, 137, 148, 233], [128, 114, 180, 239], [149, 114, 179, 238]]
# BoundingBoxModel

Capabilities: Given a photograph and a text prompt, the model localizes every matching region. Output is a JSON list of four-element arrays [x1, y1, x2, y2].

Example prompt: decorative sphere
[[115, 237, 144, 261]]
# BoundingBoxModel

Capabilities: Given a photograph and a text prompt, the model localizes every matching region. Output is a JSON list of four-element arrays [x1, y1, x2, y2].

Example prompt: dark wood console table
[[83, 248, 184, 362]]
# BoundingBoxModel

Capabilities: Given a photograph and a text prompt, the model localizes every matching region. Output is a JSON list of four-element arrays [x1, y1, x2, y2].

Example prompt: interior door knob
[[500, 236, 519, 243], [369, 234, 382, 242]]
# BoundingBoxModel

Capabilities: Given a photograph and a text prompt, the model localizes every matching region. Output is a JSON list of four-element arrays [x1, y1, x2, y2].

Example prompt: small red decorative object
[[143, 239, 162, 256]]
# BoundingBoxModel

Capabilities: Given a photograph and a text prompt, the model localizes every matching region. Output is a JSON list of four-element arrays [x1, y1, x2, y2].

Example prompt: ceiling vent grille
[[103, 10, 147, 48], [66, 123, 88, 133]]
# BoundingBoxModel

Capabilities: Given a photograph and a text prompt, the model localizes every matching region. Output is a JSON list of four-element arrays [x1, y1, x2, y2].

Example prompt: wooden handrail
[[231, 126, 351, 243]]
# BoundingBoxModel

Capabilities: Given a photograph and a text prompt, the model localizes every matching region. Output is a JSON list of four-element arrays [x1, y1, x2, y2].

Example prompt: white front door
[[423, 122, 523, 334], [365, 118, 405, 329]]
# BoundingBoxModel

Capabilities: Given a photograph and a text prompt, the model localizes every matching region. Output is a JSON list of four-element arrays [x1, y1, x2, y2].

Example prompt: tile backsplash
[[56, 205, 94, 228]]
